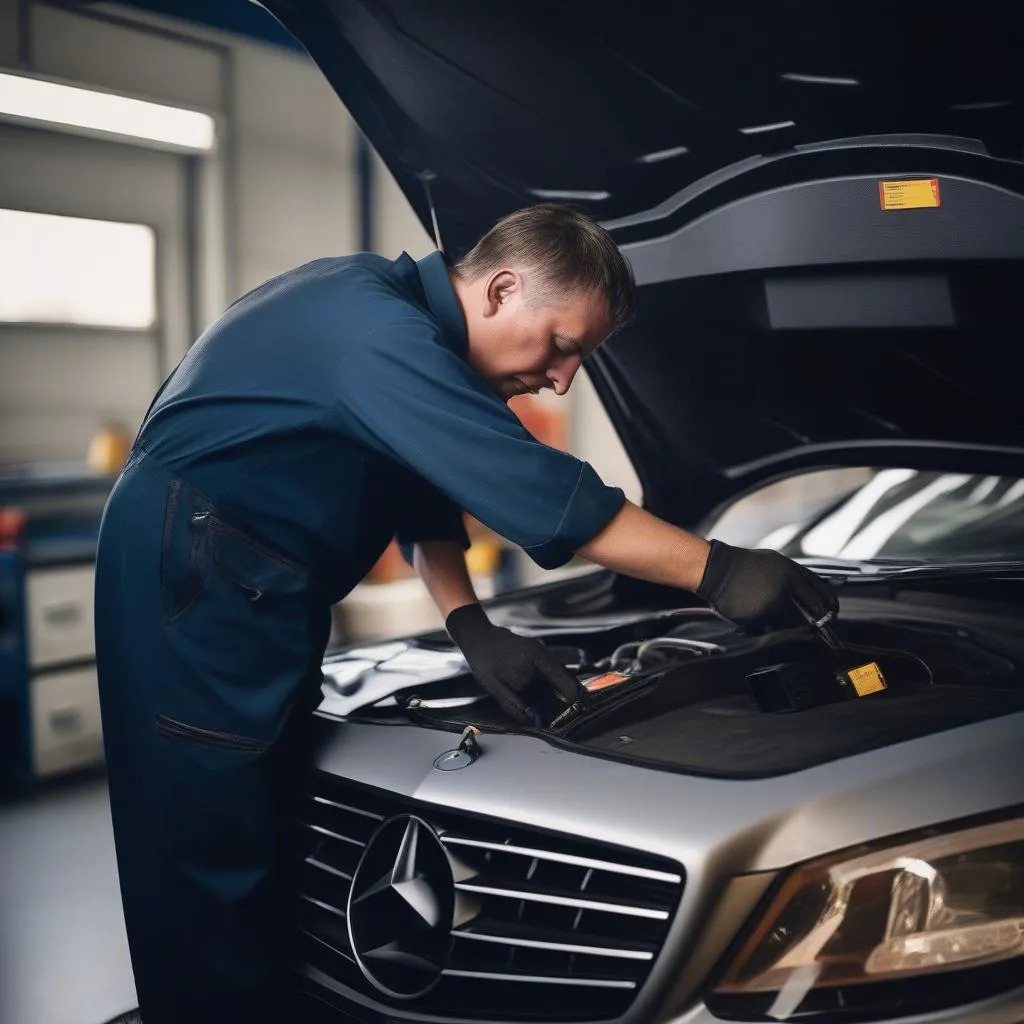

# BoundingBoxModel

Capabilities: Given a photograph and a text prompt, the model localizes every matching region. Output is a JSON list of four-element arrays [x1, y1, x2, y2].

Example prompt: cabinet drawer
[[26, 565, 95, 668], [31, 667, 104, 778]]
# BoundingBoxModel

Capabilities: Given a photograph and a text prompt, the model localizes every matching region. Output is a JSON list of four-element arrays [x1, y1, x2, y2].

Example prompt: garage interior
[[0, 4, 860, 1023]]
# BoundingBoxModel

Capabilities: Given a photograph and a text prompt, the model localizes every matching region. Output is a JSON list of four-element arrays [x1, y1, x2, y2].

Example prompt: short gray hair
[[454, 204, 636, 335]]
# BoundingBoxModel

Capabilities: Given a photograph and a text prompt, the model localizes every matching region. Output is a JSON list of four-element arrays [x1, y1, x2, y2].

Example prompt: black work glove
[[696, 540, 838, 634], [446, 604, 584, 726]]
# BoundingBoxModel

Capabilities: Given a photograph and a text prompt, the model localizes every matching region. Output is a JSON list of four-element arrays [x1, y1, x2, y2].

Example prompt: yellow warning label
[[879, 178, 941, 210], [847, 662, 888, 697]]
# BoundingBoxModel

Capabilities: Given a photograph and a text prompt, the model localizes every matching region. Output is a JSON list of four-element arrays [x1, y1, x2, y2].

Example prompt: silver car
[[258, 4, 1024, 1021]]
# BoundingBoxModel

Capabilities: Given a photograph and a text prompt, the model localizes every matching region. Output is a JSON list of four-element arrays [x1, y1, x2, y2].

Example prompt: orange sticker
[[583, 672, 631, 692], [879, 178, 940, 211]]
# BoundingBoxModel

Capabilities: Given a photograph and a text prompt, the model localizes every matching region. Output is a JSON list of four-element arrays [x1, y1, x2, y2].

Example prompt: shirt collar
[[414, 250, 469, 357]]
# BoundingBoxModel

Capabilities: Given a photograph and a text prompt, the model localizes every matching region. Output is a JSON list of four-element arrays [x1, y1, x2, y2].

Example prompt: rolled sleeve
[[523, 462, 626, 569], [330, 292, 624, 569]]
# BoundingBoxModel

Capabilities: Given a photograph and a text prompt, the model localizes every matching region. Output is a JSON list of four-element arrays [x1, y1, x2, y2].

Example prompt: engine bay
[[321, 575, 1024, 778]]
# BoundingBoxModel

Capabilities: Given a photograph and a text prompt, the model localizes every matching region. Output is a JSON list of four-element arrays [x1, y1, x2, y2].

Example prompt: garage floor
[[0, 769, 138, 1024]]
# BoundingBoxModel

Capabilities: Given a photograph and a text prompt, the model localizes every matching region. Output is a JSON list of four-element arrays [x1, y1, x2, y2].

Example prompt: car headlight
[[708, 813, 1024, 1021]]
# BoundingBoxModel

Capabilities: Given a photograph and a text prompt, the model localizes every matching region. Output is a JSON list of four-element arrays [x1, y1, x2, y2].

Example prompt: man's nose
[[547, 353, 582, 396]]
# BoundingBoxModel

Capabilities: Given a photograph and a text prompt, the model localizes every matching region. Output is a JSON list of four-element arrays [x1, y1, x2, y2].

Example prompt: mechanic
[[94, 203, 837, 1023]]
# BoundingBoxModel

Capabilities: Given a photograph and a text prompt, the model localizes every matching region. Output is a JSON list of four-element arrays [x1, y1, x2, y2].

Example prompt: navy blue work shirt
[[136, 251, 626, 604]]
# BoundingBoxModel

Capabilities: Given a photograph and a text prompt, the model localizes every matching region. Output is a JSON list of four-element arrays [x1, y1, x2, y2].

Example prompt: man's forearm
[[415, 502, 710, 617], [577, 500, 711, 592], [413, 540, 480, 618]]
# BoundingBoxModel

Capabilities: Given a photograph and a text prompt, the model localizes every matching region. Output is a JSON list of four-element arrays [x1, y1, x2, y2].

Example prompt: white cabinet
[[30, 666, 104, 777], [22, 564, 104, 778], [26, 565, 95, 668]]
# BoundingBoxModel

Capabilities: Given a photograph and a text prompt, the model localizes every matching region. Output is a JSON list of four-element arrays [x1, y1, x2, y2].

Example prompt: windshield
[[759, 470, 1024, 563]]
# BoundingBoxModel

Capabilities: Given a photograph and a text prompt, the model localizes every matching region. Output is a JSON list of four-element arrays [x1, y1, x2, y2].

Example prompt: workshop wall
[[231, 40, 357, 295], [86, 0, 361, 306], [0, 2, 17, 66], [29, 3, 222, 111], [1, 0, 358, 465]]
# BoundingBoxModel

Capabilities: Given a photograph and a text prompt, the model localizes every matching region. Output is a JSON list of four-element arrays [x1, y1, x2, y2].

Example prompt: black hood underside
[[258, 1, 1024, 525], [259, 1, 1024, 256]]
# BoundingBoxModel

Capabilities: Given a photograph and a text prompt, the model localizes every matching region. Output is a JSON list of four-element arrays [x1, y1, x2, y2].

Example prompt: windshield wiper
[[796, 556, 925, 574], [798, 557, 1024, 581]]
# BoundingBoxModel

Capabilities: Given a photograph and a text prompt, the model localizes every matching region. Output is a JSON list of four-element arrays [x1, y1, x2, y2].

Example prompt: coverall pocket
[[162, 502, 308, 622], [155, 713, 272, 753], [202, 512, 305, 598], [160, 502, 314, 740]]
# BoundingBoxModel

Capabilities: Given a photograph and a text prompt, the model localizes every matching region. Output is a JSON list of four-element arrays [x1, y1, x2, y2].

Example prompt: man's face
[[457, 268, 613, 402]]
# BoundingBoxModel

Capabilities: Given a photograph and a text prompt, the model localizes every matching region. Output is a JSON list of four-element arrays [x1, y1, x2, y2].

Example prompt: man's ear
[[483, 269, 519, 317]]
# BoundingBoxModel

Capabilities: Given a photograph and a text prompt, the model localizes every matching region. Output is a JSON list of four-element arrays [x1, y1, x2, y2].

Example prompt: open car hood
[[259, 1, 1024, 526]]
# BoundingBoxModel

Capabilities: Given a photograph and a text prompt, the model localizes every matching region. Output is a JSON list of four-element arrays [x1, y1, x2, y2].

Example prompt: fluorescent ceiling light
[[781, 72, 860, 87], [740, 120, 796, 135], [0, 71, 215, 151], [636, 145, 690, 164], [950, 99, 1015, 111], [529, 188, 611, 201]]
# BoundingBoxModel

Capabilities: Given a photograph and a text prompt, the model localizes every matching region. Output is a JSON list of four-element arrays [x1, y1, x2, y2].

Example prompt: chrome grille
[[289, 775, 684, 1021]]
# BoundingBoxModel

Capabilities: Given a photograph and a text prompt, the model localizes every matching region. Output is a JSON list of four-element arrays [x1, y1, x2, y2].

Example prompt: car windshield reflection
[[761, 470, 1024, 563]]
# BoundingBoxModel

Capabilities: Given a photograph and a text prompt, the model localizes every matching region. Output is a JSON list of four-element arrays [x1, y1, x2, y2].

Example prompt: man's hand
[[445, 603, 582, 725], [696, 540, 838, 633], [577, 501, 837, 635], [412, 542, 584, 724]]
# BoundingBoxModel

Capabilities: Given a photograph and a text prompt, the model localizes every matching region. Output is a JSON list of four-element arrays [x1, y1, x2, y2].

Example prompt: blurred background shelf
[[0, 465, 112, 792]]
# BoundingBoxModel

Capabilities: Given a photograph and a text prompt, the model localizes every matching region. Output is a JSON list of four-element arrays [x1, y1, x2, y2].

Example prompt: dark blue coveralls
[[94, 250, 625, 1022]]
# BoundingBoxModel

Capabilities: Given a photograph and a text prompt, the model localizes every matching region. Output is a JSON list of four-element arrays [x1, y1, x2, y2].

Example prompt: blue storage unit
[[0, 465, 115, 790]]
